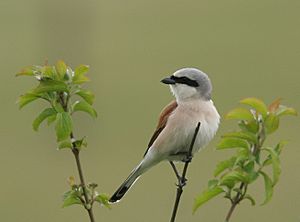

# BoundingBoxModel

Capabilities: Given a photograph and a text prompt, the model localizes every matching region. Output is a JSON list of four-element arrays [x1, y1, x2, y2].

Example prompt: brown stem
[[225, 183, 245, 222], [170, 122, 201, 222], [59, 94, 96, 222], [72, 147, 95, 222]]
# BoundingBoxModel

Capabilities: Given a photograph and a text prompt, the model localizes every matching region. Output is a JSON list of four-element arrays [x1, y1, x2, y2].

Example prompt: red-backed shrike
[[109, 68, 220, 203]]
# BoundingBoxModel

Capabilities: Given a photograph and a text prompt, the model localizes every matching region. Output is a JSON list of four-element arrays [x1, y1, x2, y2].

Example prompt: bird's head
[[161, 68, 212, 102]]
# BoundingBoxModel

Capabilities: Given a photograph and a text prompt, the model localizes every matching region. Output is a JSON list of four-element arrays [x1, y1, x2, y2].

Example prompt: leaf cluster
[[17, 61, 107, 211], [193, 98, 297, 213], [17, 60, 97, 145], [63, 176, 111, 209]]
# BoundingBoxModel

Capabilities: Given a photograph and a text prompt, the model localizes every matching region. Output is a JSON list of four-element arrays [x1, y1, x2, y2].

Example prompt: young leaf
[[75, 64, 89, 76], [56, 60, 67, 79], [214, 157, 237, 177], [276, 105, 297, 117], [193, 186, 224, 213], [33, 108, 57, 131], [47, 114, 57, 125], [95, 194, 111, 209], [58, 140, 73, 149], [220, 171, 249, 188], [73, 65, 90, 84], [16, 66, 36, 77], [73, 137, 87, 149], [208, 179, 219, 189], [33, 79, 68, 94], [75, 89, 95, 105], [274, 141, 287, 155], [268, 98, 281, 112], [240, 97, 268, 118], [238, 120, 259, 134], [222, 131, 257, 144], [244, 194, 256, 206], [263, 147, 281, 185], [55, 112, 73, 141], [217, 138, 249, 150], [226, 108, 254, 121], [18, 93, 40, 109], [62, 191, 82, 208], [259, 171, 273, 205], [42, 66, 57, 79], [264, 113, 279, 134], [72, 101, 97, 118]]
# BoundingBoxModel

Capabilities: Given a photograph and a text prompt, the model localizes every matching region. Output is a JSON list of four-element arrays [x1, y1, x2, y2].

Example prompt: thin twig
[[170, 122, 201, 222], [71, 133, 96, 222], [59, 95, 96, 222]]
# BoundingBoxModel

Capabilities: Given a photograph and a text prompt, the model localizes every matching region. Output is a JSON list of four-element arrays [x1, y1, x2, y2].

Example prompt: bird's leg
[[169, 161, 187, 187], [169, 161, 181, 181]]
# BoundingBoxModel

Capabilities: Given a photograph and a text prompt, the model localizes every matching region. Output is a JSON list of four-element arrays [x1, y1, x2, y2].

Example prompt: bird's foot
[[176, 177, 187, 187]]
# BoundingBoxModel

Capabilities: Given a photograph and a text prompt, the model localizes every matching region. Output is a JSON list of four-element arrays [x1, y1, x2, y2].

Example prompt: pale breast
[[152, 100, 220, 160]]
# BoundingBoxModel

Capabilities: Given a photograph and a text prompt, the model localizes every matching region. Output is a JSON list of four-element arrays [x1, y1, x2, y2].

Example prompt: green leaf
[[243, 161, 259, 183], [263, 147, 281, 185], [274, 141, 287, 155], [222, 131, 257, 144], [226, 108, 254, 121], [47, 114, 57, 125], [244, 161, 254, 173], [42, 66, 56, 79], [193, 186, 224, 213], [56, 60, 67, 79], [276, 105, 297, 117], [58, 140, 72, 149], [217, 138, 249, 150], [208, 179, 219, 189], [238, 120, 259, 134], [240, 97, 268, 118], [75, 64, 89, 76], [220, 171, 249, 188], [75, 89, 95, 105], [32, 108, 57, 131], [62, 191, 82, 208], [73, 65, 90, 84], [33, 79, 68, 94], [16, 66, 35, 76], [264, 113, 279, 134], [73, 137, 87, 149], [55, 112, 73, 141], [259, 171, 273, 205], [214, 157, 237, 177], [18, 93, 40, 109], [95, 194, 111, 209], [72, 101, 97, 118], [244, 194, 256, 206]]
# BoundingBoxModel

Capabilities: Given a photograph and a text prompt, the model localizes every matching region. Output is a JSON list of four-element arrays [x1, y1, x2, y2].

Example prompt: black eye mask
[[170, 75, 199, 87]]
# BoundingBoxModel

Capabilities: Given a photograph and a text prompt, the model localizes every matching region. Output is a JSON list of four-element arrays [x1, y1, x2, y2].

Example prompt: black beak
[[161, 77, 176, 85]]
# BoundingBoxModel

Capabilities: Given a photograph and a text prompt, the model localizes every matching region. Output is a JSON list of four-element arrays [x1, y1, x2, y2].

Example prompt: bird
[[109, 68, 220, 203]]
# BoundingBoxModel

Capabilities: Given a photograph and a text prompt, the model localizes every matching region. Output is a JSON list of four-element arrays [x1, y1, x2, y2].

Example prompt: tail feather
[[109, 164, 142, 203]]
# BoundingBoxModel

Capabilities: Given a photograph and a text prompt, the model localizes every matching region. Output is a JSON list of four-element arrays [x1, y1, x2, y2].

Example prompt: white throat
[[170, 84, 201, 102]]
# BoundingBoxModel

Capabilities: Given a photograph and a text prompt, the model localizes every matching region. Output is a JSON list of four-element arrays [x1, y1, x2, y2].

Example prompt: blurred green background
[[1, 0, 299, 221]]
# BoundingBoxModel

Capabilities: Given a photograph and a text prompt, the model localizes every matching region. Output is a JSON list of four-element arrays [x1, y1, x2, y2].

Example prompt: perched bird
[[109, 68, 220, 203]]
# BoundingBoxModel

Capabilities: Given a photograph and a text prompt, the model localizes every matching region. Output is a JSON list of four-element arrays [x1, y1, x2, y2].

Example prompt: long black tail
[[109, 164, 142, 203]]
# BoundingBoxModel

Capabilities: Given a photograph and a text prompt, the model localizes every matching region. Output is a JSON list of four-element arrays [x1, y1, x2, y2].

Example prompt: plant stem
[[225, 183, 245, 222], [59, 94, 96, 222], [71, 132, 96, 222], [170, 122, 201, 222], [225, 115, 266, 222]]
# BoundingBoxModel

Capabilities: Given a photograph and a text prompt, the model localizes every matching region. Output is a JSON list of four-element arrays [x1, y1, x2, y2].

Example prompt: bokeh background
[[1, 0, 299, 221]]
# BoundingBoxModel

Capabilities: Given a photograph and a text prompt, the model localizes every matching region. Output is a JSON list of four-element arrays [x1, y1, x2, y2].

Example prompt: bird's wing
[[143, 100, 178, 156]]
